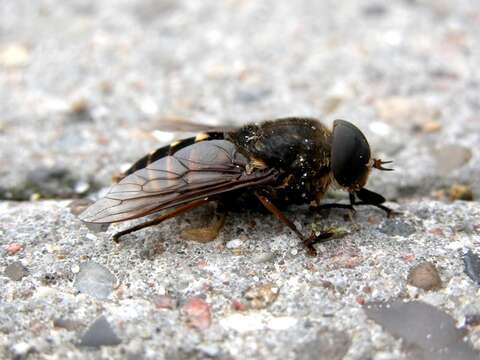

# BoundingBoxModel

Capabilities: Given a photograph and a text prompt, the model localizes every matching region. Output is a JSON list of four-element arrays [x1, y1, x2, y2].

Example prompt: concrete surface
[[1, 0, 480, 359]]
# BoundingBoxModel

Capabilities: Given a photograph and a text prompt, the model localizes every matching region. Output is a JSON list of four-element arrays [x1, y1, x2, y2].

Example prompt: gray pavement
[[1, 0, 480, 359]]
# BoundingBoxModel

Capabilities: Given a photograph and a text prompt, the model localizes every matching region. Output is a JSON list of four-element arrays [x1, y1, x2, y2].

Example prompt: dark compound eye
[[331, 120, 371, 188]]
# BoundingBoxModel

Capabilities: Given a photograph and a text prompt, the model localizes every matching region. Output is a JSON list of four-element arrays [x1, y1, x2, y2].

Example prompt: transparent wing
[[80, 140, 277, 223]]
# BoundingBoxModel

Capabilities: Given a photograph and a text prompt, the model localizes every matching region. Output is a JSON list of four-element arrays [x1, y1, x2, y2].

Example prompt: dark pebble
[[465, 314, 480, 327], [463, 250, 480, 285], [79, 316, 121, 347], [364, 300, 478, 359], [379, 219, 416, 237]]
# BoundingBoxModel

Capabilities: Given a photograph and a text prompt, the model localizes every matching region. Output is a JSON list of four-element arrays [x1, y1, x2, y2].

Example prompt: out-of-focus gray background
[[1, 1, 480, 359], [1, 0, 479, 200]]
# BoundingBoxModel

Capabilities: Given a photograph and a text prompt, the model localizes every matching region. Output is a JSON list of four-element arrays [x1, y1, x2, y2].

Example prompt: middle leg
[[255, 192, 336, 256]]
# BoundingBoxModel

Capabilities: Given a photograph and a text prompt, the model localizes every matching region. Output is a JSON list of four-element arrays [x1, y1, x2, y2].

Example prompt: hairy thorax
[[228, 118, 333, 205]]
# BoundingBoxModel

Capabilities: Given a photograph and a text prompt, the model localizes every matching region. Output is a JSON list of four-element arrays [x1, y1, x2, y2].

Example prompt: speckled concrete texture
[[1, 0, 480, 359]]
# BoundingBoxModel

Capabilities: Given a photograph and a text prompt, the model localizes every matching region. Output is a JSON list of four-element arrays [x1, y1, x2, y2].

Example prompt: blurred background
[[1, 0, 479, 203]]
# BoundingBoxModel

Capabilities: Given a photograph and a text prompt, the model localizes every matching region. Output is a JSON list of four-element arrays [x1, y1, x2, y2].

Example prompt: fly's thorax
[[229, 117, 332, 170]]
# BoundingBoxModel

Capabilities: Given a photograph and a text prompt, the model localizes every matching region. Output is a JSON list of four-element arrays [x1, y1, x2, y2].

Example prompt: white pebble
[[220, 313, 264, 333], [85, 233, 97, 241], [226, 239, 243, 249]]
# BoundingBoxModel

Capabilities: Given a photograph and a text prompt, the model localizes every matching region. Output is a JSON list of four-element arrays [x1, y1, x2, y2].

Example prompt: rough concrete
[[1, 0, 480, 359], [1, 200, 480, 359]]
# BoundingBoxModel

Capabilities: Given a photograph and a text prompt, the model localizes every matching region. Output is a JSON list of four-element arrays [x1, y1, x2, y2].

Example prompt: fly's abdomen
[[118, 131, 226, 180]]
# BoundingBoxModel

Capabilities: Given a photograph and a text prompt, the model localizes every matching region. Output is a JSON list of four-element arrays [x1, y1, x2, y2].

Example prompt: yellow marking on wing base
[[195, 132, 210, 142], [251, 158, 267, 169], [245, 158, 268, 175], [170, 140, 182, 148]]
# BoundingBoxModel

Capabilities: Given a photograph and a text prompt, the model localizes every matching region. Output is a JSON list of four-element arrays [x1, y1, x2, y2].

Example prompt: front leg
[[352, 189, 399, 217], [311, 189, 397, 217]]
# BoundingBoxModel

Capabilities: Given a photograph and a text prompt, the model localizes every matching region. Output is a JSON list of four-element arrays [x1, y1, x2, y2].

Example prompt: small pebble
[[243, 283, 279, 309], [74, 180, 90, 194], [252, 252, 277, 264], [226, 239, 242, 249], [421, 120, 442, 133], [464, 314, 480, 327], [232, 299, 247, 311], [73, 262, 116, 299], [153, 295, 177, 310], [464, 250, 480, 285], [53, 318, 83, 331], [70, 98, 89, 114], [182, 297, 211, 330], [4, 261, 28, 281], [379, 219, 415, 237], [364, 300, 478, 358], [85, 233, 97, 241], [68, 99, 93, 122], [79, 316, 121, 347], [433, 145, 472, 176], [5, 243, 23, 255], [407, 261, 442, 290]]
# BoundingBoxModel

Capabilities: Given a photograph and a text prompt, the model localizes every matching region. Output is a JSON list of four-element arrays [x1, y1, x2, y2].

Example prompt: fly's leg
[[112, 198, 211, 242], [311, 191, 398, 218], [255, 192, 335, 256], [347, 201, 396, 217], [350, 192, 400, 218]]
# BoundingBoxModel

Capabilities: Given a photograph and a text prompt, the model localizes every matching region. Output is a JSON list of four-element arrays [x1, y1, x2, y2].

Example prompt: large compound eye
[[331, 120, 371, 188]]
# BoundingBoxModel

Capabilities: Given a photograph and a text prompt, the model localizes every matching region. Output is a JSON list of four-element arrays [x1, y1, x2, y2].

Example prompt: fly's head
[[330, 119, 393, 194]]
